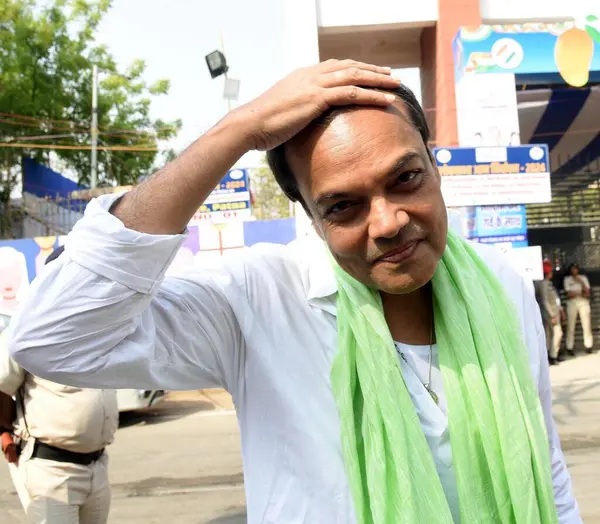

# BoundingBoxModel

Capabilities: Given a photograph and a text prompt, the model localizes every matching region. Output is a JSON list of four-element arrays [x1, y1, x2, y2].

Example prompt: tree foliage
[[250, 159, 292, 220], [0, 0, 181, 217]]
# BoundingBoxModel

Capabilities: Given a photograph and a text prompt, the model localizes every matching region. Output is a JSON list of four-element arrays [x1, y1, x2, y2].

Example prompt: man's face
[[287, 103, 448, 294]]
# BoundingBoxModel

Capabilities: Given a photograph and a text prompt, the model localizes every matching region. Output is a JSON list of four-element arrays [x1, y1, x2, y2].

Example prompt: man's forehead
[[287, 103, 422, 173], [291, 102, 415, 147]]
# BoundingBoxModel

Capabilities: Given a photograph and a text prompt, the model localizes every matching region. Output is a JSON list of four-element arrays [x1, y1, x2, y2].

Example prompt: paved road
[[1, 355, 599, 523]]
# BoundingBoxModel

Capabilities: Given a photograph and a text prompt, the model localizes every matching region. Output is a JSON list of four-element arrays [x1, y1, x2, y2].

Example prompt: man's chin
[[373, 275, 432, 295]]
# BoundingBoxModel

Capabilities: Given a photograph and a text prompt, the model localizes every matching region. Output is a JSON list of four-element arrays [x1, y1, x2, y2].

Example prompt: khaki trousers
[[9, 450, 110, 524], [544, 317, 563, 359], [566, 297, 593, 350]]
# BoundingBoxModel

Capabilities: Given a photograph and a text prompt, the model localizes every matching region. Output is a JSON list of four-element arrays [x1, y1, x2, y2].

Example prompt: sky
[[95, 0, 421, 168]]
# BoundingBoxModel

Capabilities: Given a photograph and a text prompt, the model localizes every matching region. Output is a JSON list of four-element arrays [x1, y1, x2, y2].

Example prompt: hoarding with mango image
[[455, 18, 600, 86], [554, 16, 600, 87]]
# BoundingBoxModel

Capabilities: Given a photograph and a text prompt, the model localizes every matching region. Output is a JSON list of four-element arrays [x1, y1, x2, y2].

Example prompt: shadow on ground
[[119, 399, 216, 428], [205, 510, 247, 524]]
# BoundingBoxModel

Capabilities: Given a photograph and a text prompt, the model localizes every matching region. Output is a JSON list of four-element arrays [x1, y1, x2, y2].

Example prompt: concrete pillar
[[420, 0, 481, 147]]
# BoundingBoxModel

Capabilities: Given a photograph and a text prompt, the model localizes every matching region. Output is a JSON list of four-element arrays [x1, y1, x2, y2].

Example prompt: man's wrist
[[208, 106, 258, 155]]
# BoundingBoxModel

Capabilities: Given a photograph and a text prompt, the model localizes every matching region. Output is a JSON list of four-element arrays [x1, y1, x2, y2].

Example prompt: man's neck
[[381, 284, 434, 345]]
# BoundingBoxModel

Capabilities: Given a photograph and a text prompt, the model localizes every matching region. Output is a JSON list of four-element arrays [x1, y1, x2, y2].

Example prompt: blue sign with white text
[[474, 205, 527, 237], [434, 144, 549, 175]]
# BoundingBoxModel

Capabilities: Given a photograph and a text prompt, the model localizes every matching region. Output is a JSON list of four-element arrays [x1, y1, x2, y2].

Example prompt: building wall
[[317, 0, 595, 28], [319, 26, 423, 69], [429, 0, 481, 147], [316, 0, 438, 28], [479, 0, 597, 23]]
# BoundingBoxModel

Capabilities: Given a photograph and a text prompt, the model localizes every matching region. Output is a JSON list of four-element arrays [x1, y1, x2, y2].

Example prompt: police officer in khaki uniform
[[0, 246, 118, 524]]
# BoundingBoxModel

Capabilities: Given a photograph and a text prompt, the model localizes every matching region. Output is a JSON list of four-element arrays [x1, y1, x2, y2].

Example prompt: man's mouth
[[374, 240, 421, 264]]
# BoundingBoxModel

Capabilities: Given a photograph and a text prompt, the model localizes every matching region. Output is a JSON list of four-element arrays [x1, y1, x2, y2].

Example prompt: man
[[563, 263, 593, 354], [0, 246, 118, 523], [8, 60, 579, 523], [535, 260, 565, 365]]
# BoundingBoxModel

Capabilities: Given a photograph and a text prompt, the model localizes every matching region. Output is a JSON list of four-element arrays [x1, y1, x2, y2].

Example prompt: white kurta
[[8, 194, 581, 523]]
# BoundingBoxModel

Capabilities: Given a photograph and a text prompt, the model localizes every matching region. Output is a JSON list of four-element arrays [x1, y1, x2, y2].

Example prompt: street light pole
[[219, 31, 232, 112], [91, 65, 99, 189]]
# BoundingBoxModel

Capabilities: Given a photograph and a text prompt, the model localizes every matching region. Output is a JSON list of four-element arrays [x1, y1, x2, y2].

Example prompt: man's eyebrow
[[389, 151, 424, 172]]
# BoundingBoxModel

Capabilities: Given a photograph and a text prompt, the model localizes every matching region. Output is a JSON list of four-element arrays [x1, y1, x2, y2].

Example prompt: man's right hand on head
[[238, 59, 400, 152]]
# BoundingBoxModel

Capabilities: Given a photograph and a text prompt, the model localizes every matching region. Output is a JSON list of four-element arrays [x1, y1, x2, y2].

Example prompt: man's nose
[[367, 198, 409, 240]]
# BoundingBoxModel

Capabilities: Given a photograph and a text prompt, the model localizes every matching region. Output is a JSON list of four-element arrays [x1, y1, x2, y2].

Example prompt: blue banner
[[213, 168, 249, 194], [194, 168, 252, 224], [472, 234, 528, 248], [474, 205, 528, 237], [435, 144, 549, 174], [197, 200, 251, 213]]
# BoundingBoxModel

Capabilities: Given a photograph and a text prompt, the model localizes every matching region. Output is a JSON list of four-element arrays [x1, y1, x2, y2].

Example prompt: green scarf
[[331, 229, 558, 524]]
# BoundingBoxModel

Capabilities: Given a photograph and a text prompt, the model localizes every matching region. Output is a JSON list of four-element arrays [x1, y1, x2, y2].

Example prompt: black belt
[[31, 440, 104, 466]]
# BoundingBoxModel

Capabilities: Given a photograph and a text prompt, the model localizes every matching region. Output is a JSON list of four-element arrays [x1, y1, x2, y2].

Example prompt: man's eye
[[327, 201, 355, 216], [396, 170, 422, 185]]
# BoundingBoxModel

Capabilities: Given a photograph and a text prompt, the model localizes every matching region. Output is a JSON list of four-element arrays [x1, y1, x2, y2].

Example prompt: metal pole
[[91, 65, 98, 188]]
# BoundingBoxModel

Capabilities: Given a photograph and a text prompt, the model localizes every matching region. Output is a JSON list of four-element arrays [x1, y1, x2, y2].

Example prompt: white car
[[116, 388, 166, 412], [0, 310, 164, 413]]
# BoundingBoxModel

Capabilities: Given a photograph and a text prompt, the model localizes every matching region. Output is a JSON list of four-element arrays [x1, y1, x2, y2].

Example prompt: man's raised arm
[[7, 61, 399, 391]]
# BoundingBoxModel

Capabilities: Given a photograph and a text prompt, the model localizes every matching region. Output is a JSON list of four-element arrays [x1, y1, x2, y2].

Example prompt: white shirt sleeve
[[7, 195, 245, 395], [532, 303, 582, 523]]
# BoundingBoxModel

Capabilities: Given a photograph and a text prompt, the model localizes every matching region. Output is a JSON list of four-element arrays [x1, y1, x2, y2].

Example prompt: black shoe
[[567, 349, 575, 357], [586, 348, 593, 354], [549, 357, 558, 365], [557, 354, 566, 362]]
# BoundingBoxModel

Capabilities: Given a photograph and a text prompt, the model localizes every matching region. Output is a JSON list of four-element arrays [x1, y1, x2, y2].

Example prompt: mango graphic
[[555, 27, 594, 87]]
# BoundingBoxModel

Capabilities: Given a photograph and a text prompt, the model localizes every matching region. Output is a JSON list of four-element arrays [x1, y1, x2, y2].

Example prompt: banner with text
[[190, 168, 252, 225], [433, 145, 551, 207]]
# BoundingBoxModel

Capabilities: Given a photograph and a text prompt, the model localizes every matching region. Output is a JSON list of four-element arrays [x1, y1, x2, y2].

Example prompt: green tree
[[0, 0, 181, 235], [250, 160, 292, 220]]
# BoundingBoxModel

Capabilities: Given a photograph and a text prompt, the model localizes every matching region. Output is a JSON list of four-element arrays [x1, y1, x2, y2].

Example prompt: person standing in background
[[0, 246, 118, 524], [563, 263, 594, 354], [536, 260, 565, 365]]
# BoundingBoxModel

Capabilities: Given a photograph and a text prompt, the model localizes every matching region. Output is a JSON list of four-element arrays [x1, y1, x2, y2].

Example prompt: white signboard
[[440, 172, 551, 207], [500, 245, 544, 281], [434, 145, 551, 207]]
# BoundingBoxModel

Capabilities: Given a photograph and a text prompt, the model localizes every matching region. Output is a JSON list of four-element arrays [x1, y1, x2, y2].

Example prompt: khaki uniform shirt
[[537, 279, 561, 320], [564, 275, 591, 298], [0, 331, 118, 454]]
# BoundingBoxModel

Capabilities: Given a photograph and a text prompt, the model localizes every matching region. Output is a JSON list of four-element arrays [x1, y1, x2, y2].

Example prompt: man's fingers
[[324, 86, 397, 108], [318, 59, 393, 76], [320, 67, 401, 89]]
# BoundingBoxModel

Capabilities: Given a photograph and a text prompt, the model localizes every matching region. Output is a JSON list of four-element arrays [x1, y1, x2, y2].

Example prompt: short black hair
[[266, 84, 430, 211], [45, 245, 65, 265]]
